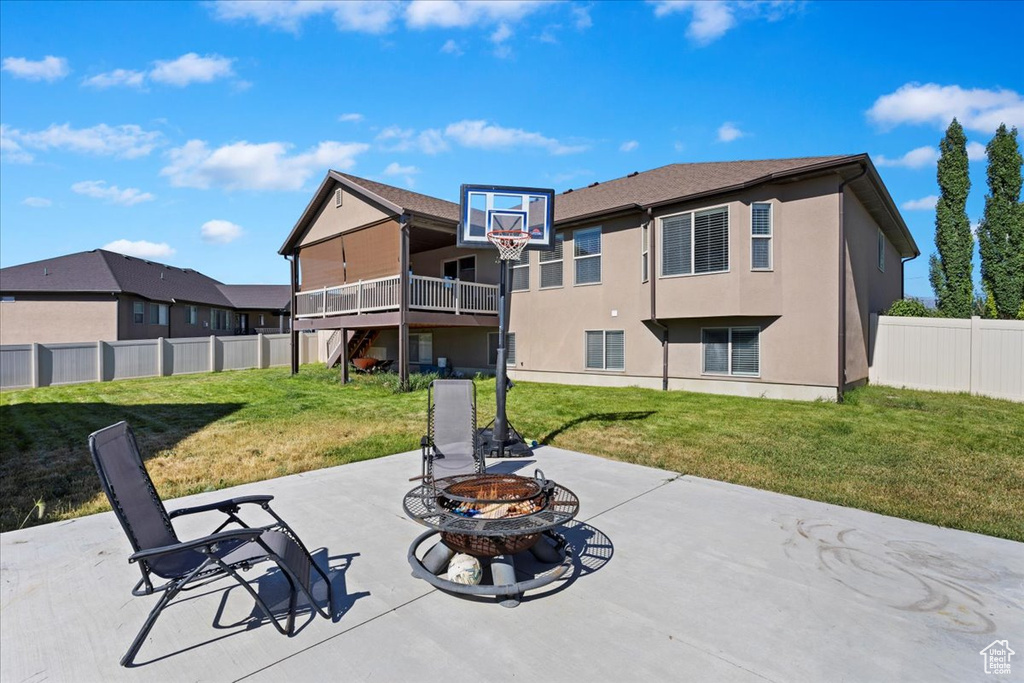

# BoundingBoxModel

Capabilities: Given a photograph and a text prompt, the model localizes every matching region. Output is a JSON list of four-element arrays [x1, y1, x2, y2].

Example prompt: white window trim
[[409, 332, 433, 364], [700, 326, 761, 378], [584, 329, 625, 372], [511, 251, 530, 291], [750, 202, 773, 272], [538, 232, 564, 290], [441, 254, 476, 280], [573, 226, 603, 287], [187, 305, 199, 325], [641, 221, 650, 283], [657, 204, 731, 279], [133, 301, 145, 324], [877, 229, 885, 272], [487, 331, 516, 367]]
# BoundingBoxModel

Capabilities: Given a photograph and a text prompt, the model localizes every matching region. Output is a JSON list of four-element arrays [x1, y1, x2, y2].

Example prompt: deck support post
[[289, 254, 299, 375], [399, 215, 410, 391], [339, 327, 349, 383]]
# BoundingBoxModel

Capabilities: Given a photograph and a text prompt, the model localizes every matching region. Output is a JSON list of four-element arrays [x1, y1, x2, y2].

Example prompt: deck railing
[[295, 275, 499, 319]]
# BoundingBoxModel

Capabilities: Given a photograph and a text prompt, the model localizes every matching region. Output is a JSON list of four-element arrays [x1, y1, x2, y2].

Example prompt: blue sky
[[1, 1, 1021, 296]]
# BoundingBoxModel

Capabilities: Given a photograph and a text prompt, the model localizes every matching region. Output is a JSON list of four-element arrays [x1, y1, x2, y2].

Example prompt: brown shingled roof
[[0, 250, 289, 310], [335, 172, 460, 223]]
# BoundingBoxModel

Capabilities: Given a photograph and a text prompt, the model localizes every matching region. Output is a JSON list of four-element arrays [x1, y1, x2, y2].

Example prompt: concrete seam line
[[581, 473, 684, 523]]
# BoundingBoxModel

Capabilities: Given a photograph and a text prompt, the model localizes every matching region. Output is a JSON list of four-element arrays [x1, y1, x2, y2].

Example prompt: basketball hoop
[[487, 229, 530, 261]]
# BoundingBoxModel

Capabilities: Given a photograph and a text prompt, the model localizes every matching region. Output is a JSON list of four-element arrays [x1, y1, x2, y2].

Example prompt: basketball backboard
[[458, 185, 555, 251]]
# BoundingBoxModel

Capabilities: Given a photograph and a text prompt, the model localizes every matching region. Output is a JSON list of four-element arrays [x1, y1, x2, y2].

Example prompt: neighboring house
[[280, 154, 919, 400], [0, 250, 290, 345]]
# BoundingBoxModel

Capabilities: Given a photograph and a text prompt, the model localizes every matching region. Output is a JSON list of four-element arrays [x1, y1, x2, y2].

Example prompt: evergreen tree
[[928, 119, 974, 317], [978, 124, 1024, 319]]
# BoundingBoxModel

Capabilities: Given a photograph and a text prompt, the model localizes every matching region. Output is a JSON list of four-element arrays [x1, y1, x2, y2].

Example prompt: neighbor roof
[[0, 250, 290, 309], [281, 155, 918, 257]]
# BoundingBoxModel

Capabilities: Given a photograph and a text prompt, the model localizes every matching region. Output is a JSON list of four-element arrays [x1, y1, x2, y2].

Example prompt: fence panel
[[0, 345, 33, 389], [221, 336, 258, 371], [107, 340, 159, 380], [870, 314, 1023, 402], [267, 334, 290, 367], [49, 342, 98, 385], [168, 338, 210, 375]]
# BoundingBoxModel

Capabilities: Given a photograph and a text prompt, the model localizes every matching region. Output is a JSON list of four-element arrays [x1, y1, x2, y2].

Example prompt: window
[[487, 332, 516, 366], [661, 206, 729, 276], [187, 306, 198, 325], [751, 203, 772, 270], [258, 314, 265, 326], [409, 332, 433, 364], [133, 301, 145, 324], [585, 330, 624, 371], [574, 226, 602, 285], [511, 251, 530, 291], [702, 327, 760, 377], [539, 232, 564, 288], [211, 308, 229, 330], [641, 222, 649, 282], [0, 296, 14, 303], [877, 229, 885, 272], [148, 303, 168, 325], [442, 255, 476, 283]]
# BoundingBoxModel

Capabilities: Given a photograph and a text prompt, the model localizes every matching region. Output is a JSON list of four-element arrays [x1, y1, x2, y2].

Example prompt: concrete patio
[[2, 446, 1021, 682]]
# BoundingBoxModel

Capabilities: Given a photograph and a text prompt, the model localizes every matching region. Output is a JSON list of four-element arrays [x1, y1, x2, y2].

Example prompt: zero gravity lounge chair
[[421, 379, 485, 481], [88, 421, 333, 667]]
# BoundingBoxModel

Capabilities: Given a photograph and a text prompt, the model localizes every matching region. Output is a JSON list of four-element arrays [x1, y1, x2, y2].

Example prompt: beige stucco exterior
[[287, 168, 911, 400], [298, 185, 392, 248], [0, 294, 118, 345]]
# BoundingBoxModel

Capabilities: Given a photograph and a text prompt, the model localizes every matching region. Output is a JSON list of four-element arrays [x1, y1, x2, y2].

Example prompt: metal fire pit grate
[[403, 472, 579, 557]]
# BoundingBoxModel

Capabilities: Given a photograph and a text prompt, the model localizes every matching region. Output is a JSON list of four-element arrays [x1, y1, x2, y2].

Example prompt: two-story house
[[279, 154, 918, 400]]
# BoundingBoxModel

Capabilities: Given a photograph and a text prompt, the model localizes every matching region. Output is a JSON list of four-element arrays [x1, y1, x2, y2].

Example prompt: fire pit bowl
[[402, 470, 580, 606]]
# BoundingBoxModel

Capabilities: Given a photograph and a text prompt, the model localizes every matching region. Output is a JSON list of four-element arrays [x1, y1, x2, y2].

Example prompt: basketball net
[[486, 229, 530, 261]]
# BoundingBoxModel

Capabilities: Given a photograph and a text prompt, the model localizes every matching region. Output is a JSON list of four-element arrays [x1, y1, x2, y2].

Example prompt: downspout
[[837, 165, 867, 403], [285, 253, 298, 375], [647, 207, 669, 390], [900, 256, 916, 300]]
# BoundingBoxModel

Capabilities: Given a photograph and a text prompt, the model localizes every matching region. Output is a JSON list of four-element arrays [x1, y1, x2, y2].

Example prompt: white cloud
[[717, 122, 744, 142], [102, 239, 175, 258], [376, 126, 449, 154], [83, 69, 146, 89], [444, 119, 587, 155], [2, 123, 162, 159], [1, 124, 33, 163], [651, 1, 799, 45], [339, 112, 364, 122], [211, 0, 399, 34], [161, 138, 370, 191], [383, 162, 420, 176], [491, 23, 513, 43], [440, 39, 464, 55], [967, 141, 987, 162], [72, 180, 156, 206], [867, 83, 1024, 134], [149, 53, 234, 87], [875, 146, 939, 169], [2, 55, 69, 82], [901, 195, 938, 211], [620, 140, 639, 152], [406, 0, 545, 29], [572, 5, 593, 30], [201, 219, 244, 244], [22, 197, 52, 208]]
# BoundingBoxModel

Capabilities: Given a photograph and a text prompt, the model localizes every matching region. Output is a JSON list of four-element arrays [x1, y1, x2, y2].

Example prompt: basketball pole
[[494, 258, 511, 450]]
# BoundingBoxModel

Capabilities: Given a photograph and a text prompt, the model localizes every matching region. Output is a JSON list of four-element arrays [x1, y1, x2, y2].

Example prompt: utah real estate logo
[[980, 640, 1015, 675]]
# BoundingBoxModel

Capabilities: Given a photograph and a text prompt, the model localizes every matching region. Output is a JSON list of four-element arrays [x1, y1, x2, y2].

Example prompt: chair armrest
[[168, 495, 274, 519], [420, 435, 430, 449], [129, 527, 268, 563]]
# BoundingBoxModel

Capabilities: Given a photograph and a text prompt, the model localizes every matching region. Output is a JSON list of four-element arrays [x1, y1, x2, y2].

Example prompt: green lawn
[[2, 366, 1022, 541]]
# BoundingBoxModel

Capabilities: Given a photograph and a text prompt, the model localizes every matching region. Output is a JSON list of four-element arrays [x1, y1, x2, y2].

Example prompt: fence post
[[156, 337, 166, 376], [97, 340, 106, 382], [969, 316, 982, 396], [30, 342, 40, 388], [210, 335, 218, 372], [257, 333, 266, 369]]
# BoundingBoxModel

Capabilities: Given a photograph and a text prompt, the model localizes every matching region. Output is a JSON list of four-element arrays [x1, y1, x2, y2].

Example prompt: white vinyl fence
[[869, 314, 1024, 402], [0, 333, 319, 390]]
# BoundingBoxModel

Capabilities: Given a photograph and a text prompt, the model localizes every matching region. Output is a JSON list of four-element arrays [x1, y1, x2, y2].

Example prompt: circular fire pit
[[402, 471, 580, 605]]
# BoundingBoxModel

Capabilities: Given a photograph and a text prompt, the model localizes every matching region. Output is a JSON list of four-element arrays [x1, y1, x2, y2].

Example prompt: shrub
[[885, 298, 934, 317], [358, 370, 439, 393]]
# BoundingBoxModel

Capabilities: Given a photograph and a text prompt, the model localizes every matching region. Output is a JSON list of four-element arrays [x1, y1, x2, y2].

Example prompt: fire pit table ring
[[403, 470, 580, 607]]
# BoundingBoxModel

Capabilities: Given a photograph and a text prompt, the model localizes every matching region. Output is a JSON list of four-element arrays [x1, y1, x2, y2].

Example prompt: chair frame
[[420, 380, 485, 483], [89, 422, 333, 667]]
